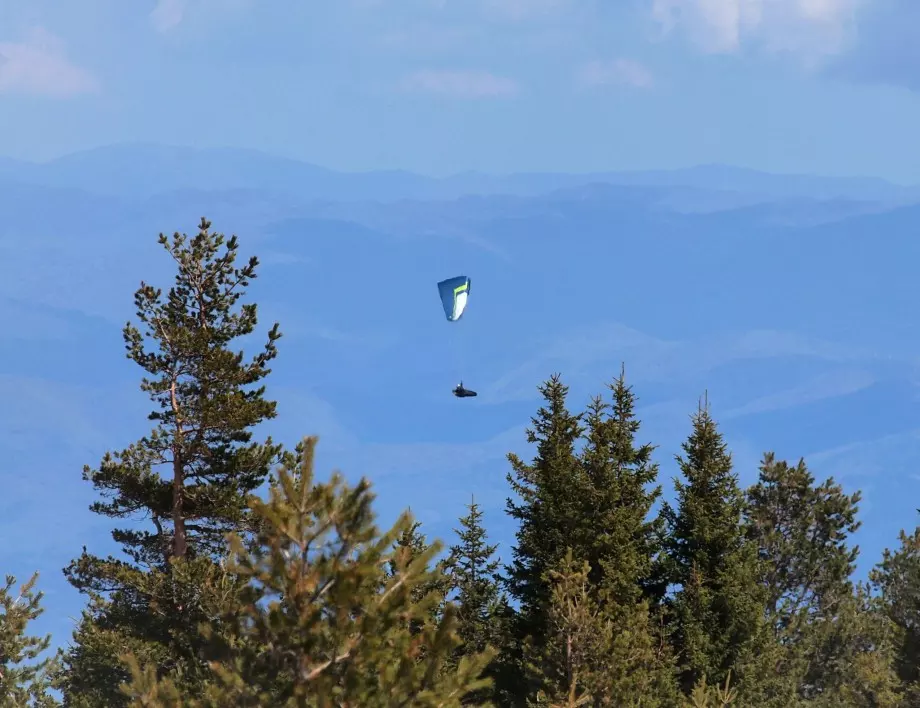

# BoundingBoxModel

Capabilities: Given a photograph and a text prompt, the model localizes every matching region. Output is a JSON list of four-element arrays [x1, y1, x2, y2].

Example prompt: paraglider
[[453, 382, 477, 398], [437, 275, 476, 398]]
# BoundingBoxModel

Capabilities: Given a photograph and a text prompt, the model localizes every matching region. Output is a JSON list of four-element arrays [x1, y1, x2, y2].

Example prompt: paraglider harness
[[453, 382, 477, 398]]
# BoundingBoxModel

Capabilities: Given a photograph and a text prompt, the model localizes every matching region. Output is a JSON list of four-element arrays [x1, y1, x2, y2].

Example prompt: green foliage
[[661, 400, 767, 697], [799, 582, 902, 706], [388, 517, 451, 637], [684, 673, 736, 708], [0, 573, 58, 707], [872, 525, 920, 703], [528, 549, 677, 708], [743, 453, 865, 704], [120, 436, 494, 706], [446, 498, 504, 656], [446, 498, 511, 705], [505, 374, 586, 702], [506, 374, 586, 640], [579, 368, 663, 607], [58, 219, 283, 706], [746, 453, 861, 633]]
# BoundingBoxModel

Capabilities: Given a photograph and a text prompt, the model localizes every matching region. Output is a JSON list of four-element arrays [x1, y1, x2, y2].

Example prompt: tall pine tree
[[661, 399, 766, 698], [505, 374, 585, 703], [570, 369, 678, 704], [579, 367, 664, 603], [58, 219, 283, 706]]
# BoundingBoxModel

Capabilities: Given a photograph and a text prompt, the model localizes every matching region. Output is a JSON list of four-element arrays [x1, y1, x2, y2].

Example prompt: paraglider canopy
[[437, 275, 471, 322]]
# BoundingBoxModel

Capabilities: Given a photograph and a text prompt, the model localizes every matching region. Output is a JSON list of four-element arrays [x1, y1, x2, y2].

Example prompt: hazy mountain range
[[2, 142, 919, 647], [3, 141, 920, 204]]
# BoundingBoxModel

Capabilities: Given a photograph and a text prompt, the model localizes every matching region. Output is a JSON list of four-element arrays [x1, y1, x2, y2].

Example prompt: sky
[[2, 0, 920, 179]]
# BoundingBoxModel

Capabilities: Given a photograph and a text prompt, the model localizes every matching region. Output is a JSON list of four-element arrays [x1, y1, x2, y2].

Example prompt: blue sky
[[2, 0, 920, 179], [4, 0, 920, 656]]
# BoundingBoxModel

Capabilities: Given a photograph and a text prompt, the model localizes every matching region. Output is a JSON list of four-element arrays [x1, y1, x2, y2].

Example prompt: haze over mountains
[[4, 142, 920, 204], [3, 142, 919, 647]]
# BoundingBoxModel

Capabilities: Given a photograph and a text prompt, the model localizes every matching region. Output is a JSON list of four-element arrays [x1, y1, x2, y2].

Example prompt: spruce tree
[[445, 498, 508, 705], [446, 497, 503, 657], [528, 551, 609, 707], [661, 399, 766, 697], [58, 219, 283, 706], [120, 437, 494, 706], [0, 573, 58, 707], [578, 368, 663, 604], [505, 374, 585, 703], [528, 549, 678, 708], [571, 370, 678, 704]]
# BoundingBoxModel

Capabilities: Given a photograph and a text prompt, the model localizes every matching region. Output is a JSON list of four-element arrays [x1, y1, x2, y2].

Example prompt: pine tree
[[743, 453, 863, 704], [0, 573, 58, 707], [571, 369, 678, 704], [447, 497, 503, 656], [388, 517, 450, 638], [871, 524, 920, 703], [505, 374, 585, 703], [800, 582, 902, 707], [445, 498, 508, 705], [120, 436, 494, 706], [528, 551, 608, 708], [746, 453, 861, 633], [58, 219, 283, 706], [528, 549, 678, 708], [661, 399, 766, 698]]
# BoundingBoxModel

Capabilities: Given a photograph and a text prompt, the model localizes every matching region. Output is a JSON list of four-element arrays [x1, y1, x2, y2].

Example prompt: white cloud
[[806, 428, 920, 481], [398, 69, 519, 98], [651, 0, 865, 58], [720, 368, 877, 420], [0, 28, 98, 98], [577, 59, 655, 88]]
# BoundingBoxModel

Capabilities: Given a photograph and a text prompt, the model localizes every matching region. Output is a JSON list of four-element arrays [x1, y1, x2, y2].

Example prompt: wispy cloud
[[807, 428, 920, 481], [576, 59, 655, 89], [0, 28, 99, 98], [650, 0, 864, 60], [398, 69, 519, 98], [484, 322, 889, 405], [720, 368, 877, 420]]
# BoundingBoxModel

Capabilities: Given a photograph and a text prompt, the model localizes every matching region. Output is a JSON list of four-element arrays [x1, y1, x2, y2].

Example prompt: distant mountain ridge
[[3, 142, 920, 204]]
